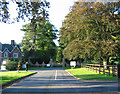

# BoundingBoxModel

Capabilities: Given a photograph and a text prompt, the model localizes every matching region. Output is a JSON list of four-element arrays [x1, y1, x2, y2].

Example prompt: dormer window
[[13, 53, 18, 58], [4, 52, 8, 58]]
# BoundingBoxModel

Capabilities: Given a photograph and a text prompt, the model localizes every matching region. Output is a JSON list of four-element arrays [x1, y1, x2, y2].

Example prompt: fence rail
[[86, 64, 118, 77]]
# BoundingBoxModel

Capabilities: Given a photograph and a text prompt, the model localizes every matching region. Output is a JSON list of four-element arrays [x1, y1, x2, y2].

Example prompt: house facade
[[0, 40, 22, 64]]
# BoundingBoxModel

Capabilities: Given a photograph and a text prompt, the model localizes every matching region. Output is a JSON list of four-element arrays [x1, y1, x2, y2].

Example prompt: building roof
[[0, 44, 22, 54], [2, 44, 14, 52]]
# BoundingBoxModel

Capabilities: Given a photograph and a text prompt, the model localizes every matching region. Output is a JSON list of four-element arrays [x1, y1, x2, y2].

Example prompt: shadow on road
[[2, 68, 118, 93]]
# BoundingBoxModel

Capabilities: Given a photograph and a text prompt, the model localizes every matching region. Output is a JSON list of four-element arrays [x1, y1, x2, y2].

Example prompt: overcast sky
[[0, 0, 76, 45]]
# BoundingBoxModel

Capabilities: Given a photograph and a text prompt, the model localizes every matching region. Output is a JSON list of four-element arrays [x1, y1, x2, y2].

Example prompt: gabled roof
[[2, 44, 14, 52], [11, 45, 22, 54], [0, 44, 22, 54]]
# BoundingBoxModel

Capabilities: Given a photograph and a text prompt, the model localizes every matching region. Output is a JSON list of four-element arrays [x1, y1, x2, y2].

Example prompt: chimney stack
[[11, 40, 15, 46]]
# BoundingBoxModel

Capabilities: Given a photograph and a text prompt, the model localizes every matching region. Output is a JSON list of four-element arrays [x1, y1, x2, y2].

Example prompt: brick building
[[0, 40, 22, 64]]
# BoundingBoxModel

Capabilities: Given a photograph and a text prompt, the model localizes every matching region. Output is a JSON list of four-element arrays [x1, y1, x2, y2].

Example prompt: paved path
[[2, 68, 118, 93]]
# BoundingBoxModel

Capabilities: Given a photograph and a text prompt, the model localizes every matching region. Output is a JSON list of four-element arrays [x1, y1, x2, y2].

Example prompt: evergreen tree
[[21, 21, 57, 64]]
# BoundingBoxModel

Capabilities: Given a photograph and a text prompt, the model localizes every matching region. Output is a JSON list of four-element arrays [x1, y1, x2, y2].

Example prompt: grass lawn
[[65, 67, 117, 80], [0, 71, 36, 84], [3, 67, 48, 71]]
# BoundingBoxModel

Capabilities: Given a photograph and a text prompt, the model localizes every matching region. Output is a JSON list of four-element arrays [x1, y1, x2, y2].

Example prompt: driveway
[[2, 68, 118, 93]]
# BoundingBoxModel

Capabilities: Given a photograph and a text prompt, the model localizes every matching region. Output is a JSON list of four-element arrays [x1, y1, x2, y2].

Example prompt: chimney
[[11, 40, 15, 46]]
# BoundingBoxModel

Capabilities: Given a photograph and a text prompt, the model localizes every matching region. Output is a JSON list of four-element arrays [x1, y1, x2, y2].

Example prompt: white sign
[[47, 64, 50, 67], [70, 61, 76, 67], [2, 61, 6, 64], [22, 64, 26, 68], [1, 66, 6, 70]]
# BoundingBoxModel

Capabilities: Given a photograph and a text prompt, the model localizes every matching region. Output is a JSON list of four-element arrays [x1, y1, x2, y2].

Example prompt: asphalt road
[[2, 68, 118, 93]]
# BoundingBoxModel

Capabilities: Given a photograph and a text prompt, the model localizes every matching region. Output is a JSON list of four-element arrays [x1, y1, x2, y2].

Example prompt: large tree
[[59, 1, 120, 66], [21, 21, 57, 64]]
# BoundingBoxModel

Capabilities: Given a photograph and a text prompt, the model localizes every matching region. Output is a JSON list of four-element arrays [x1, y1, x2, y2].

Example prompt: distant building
[[0, 40, 22, 64]]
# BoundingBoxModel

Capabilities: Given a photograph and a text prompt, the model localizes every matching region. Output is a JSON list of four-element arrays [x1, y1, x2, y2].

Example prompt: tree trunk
[[82, 58, 86, 67], [62, 58, 65, 67]]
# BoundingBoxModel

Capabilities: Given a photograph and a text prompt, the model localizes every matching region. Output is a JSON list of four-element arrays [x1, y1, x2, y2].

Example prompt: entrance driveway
[[2, 68, 118, 93]]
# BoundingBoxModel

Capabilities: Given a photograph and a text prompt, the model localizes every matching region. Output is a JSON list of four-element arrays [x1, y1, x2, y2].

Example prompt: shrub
[[2, 59, 20, 70], [9, 58, 19, 62]]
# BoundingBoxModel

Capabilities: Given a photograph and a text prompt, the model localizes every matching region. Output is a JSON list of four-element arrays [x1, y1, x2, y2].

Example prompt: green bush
[[2, 59, 20, 70], [9, 58, 19, 62]]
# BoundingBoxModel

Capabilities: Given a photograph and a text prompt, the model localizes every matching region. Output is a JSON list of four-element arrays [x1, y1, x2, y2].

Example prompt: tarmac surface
[[1, 68, 119, 93]]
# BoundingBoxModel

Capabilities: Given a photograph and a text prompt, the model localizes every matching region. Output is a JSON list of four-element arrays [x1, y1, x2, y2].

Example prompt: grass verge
[[65, 67, 117, 80], [4, 67, 49, 71], [0, 71, 36, 84], [28, 67, 49, 70]]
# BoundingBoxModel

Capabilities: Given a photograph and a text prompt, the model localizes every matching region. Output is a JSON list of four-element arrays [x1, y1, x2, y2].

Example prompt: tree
[[56, 46, 63, 63], [59, 1, 120, 67], [0, 0, 50, 23], [21, 21, 57, 64], [83, 2, 120, 67]]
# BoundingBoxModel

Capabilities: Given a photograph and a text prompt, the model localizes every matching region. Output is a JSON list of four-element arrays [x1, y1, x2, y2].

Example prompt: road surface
[[2, 68, 118, 93]]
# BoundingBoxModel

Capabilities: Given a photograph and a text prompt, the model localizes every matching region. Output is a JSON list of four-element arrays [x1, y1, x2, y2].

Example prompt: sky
[[0, 0, 76, 46]]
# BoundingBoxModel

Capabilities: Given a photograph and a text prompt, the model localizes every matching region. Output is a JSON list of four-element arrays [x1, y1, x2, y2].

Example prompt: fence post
[[108, 67, 110, 76], [99, 65, 100, 74], [117, 64, 120, 79], [112, 66, 114, 77], [93, 65, 94, 72], [103, 67, 105, 75], [90, 65, 91, 71], [96, 65, 97, 73], [88, 65, 89, 70]]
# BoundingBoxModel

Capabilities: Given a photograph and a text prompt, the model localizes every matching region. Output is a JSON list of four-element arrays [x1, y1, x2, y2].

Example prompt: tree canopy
[[21, 21, 58, 64], [59, 1, 120, 65], [0, 0, 50, 23]]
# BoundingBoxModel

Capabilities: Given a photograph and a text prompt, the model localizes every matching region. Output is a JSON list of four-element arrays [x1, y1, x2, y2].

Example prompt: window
[[13, 53, 18, 58], [4, 52, 8, 58]]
